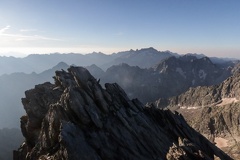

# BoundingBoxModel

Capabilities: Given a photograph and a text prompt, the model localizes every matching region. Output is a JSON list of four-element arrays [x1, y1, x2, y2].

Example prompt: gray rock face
[[153, 72, 240, 159], [102, 56, 231, 103], [0, 52, 235, 130], [154, 72, 240, 108], [153, 56, 230, 87], [188, 103, 240, 159], [14, 66, 232, 160]]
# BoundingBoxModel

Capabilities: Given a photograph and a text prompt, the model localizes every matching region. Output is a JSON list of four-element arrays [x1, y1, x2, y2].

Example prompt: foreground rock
[[14, 66, 231, 160]]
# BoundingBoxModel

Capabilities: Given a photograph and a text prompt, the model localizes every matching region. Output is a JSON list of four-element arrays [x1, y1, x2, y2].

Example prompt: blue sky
[[0, 0, 240, 58]]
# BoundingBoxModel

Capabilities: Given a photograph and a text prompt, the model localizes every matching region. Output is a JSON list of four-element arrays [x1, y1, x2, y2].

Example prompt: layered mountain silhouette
[[100, 47, 174, 70], [0, 53, 236, 129], [100, 55, 233, 103], [14, 66, 232, 160], [0, 47, 236, 76], [0, 53, 112, 75], [0, 48, 175, 75], [0, 48, 238, 159]]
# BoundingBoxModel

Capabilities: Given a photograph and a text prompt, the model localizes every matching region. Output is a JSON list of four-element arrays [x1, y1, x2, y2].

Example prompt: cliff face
[[14, 66, 231, 160], [174, 103, 240, 159], [154, 72, 240, 108], [102, 56, 231, 104], [153, 72, 240, 159]]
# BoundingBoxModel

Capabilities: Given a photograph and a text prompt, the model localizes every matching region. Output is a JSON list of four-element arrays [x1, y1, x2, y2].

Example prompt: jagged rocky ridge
[[0, 52, 236, 129], [153, 72, 240, 159], [14, 66, 232, 160], [101, 56, 232, 103], [154, 72, 240, 108]]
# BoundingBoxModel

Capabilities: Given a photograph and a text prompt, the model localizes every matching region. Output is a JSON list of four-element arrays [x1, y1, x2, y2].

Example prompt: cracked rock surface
[[14, 66, 232, 160]]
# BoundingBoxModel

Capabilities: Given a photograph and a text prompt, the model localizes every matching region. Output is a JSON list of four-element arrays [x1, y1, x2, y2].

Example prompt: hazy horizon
[[1, 0, 240, 58], [0, 47, 239, 60]]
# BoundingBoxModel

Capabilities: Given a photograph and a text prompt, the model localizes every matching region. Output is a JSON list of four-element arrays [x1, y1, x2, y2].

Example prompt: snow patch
[[216, 98, 239, 106], [176, 67, 186, 79], [198, 69, 207, 80], [215, 137, 228, 148], [180, 106, 201, 109], [192, 79, 195, 86], [160, 65, 168, 73]]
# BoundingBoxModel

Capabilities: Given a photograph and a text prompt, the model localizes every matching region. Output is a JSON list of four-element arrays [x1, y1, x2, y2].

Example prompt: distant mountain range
[[14, 66, 232, 160], [100, 55, 234, 103], [0, 47, 174, 75], [0, 48, 239, 129], [1, 48, 239, 159], [0, 47, 238, 76]]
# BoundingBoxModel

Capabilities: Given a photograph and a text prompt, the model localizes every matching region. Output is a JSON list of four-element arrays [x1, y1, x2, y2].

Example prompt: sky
[[0, 0, 240, 58]]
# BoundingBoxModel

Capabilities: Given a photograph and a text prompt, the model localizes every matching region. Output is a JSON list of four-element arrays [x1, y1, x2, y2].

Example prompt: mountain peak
[[185, 53, 206, 58], [138, 47, 158, 52], [14, 66, 232, 160], [54, 61, 69, 68]]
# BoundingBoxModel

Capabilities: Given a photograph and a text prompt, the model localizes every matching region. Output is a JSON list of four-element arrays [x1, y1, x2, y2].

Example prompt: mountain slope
[[154, 72, 240, 108], [0, 54, 235, 128], [153, 72, 240, 159], [101, 56, 232, 103], [14, 66, 232, 160], [0, 61, 105, 129]]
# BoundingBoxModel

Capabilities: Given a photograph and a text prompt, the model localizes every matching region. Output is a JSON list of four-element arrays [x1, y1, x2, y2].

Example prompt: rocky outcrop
[[153, 56, 230, 87], [154, 72, 240, 108], [189, 103, 240, 159], [153, 72, 240, 159], [14, 66, 232, 160], [190, 103, 240, 136]]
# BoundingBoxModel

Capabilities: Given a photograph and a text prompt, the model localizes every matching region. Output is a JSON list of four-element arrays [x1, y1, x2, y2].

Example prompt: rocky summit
[[14, 66, 232, 160]]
